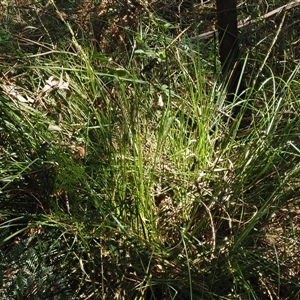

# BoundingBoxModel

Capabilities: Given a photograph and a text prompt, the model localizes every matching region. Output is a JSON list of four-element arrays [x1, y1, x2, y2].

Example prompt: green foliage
[[0, 234, 73, 299], [1, 0, 300, 299]]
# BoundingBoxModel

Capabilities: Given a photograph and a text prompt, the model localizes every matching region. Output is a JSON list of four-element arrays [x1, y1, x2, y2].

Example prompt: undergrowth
[[1, 0, 300, 299]]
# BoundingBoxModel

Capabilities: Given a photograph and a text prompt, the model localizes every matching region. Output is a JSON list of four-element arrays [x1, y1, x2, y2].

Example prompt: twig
[[191, 0, 300, 41], [252, 13, 287, 89]]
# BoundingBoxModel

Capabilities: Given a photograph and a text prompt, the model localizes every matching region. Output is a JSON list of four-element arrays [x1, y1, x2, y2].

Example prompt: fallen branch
[[191, 0, 300, 41]]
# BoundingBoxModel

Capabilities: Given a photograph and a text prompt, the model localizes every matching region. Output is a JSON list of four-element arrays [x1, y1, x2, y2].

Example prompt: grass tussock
[[1, 0, 300, 299]]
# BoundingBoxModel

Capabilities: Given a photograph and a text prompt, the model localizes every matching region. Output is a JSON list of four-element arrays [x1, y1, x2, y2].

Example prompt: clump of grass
[[1, 1, 300, 299]]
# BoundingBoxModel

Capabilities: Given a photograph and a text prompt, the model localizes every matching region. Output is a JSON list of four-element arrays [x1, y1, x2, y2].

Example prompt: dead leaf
[[48, 124, 62, 132], [157, 94, 164, 107], [42, 74, 71, 97]]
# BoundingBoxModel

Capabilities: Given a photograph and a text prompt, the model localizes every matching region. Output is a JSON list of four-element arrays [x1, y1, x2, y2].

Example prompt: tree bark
[[215, 0, 243, 101]]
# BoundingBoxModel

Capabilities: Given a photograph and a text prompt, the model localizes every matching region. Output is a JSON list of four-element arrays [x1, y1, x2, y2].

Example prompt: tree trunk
[[215, 0, 243, 101]]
